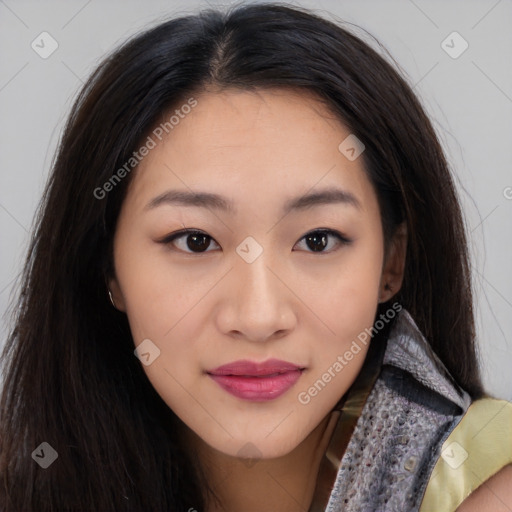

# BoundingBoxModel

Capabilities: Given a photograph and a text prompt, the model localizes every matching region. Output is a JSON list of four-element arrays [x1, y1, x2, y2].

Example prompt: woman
[[0, 3, 510, 511]]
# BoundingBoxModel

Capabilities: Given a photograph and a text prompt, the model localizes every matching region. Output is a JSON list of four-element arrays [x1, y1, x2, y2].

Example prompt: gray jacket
[[324, 308, 472, 512]]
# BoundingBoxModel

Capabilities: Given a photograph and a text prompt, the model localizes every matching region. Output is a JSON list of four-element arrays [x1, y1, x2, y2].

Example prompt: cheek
[[316, 236, 383, 326], [113, 233, 212, 390], [303, 232, 384, 382], [113, 230, 205, 337]]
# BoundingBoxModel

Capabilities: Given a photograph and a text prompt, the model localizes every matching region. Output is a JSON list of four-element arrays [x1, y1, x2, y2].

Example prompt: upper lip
[[207, 358, 304, 377]]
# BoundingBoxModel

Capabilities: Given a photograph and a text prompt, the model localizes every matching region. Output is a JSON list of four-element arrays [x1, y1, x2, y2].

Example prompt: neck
[[184, 411, 339, 512]]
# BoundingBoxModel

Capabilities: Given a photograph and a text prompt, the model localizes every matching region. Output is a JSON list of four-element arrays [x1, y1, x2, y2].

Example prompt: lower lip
[[208, 370, 303, 401]]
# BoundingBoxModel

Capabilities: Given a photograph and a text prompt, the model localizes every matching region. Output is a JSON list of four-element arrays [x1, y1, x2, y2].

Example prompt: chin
[[211, 432, 302, 462]]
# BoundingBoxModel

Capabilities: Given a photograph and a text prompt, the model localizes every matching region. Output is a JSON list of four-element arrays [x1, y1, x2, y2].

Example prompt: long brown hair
[[0, 3, 483, 510]]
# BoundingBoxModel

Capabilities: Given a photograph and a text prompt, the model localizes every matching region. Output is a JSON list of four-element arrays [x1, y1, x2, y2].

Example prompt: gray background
[[1, 0, 511, 399]]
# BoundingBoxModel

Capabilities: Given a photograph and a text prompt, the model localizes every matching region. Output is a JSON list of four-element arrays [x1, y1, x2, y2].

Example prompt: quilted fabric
[[325, 309, 471, 512]]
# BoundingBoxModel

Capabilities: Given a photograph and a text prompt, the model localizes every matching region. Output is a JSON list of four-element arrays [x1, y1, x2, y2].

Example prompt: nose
[[216, 251, 297, 343]]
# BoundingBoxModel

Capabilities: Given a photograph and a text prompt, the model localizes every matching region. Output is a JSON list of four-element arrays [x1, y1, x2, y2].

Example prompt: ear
[[379, 222, 407, 303], [107, 275, 127, 312]]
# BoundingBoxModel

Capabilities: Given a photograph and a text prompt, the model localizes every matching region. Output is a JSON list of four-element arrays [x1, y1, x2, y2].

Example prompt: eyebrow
[[144, 187, 361, 214]]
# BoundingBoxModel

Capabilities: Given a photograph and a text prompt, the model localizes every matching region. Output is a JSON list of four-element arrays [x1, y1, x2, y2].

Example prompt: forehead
[[124, 87, 376, 215], [171, 87, 346, 156]]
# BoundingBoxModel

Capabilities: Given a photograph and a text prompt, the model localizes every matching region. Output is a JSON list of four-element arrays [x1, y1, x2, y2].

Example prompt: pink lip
[[207, 359, 305, 401]]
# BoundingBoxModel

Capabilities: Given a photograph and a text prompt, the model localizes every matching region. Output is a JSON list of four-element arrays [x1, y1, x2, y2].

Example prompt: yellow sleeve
[[419, 398, 512, 512]]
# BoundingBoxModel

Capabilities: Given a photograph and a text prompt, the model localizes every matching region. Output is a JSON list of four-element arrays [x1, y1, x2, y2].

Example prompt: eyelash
[[158, 228, 352, 255]]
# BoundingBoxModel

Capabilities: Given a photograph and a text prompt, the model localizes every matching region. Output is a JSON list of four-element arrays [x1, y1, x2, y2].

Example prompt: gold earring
[[108, 289, 117, 309]]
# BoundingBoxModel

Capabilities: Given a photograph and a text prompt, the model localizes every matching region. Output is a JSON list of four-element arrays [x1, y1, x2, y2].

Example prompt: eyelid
[[158, 228, 207, 243], [158, 228, 218, 247]]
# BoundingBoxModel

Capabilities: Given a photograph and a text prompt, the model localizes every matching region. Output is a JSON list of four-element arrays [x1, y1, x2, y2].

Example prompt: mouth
[[206, 359, 306, 401]]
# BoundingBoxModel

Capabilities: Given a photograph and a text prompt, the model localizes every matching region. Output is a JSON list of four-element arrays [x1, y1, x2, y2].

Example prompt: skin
[[108, 86, 408, 511], [456, 465, 512, 511]]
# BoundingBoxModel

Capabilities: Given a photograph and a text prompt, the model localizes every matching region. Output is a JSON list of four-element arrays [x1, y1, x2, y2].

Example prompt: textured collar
[[309, 307, 472, 511]]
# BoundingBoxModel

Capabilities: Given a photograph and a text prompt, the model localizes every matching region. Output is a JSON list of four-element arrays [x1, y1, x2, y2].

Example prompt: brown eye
[[294, 229, 351, 254], [160, 228, 351, 255], [161, 230, 220, 253]]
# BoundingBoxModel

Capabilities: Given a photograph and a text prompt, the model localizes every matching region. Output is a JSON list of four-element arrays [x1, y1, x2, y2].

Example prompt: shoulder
[[456, 464, 512, 511], [420, 398, 512, 512]]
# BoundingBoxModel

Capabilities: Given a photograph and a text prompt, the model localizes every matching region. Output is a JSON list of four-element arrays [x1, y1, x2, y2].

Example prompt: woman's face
[[109, 88, 404, 459]]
